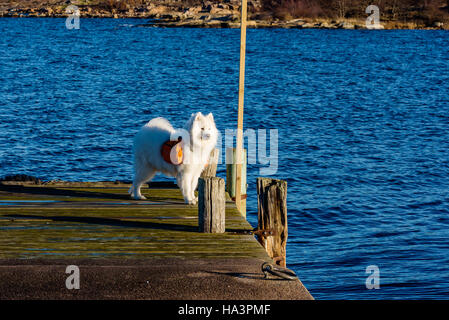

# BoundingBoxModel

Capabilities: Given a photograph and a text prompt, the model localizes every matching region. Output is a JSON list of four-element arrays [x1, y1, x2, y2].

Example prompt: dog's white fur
[[129, 112, 218, 204]]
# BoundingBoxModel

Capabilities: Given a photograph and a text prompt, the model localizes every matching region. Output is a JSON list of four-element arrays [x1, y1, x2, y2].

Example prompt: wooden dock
[[0, 181, 312, 300]]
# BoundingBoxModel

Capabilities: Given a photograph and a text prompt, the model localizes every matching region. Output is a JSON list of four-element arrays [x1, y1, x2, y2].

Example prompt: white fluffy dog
[[129, 112, 218, 204]]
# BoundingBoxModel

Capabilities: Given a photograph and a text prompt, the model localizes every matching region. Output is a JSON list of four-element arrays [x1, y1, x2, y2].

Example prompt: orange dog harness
[[161, 137, 183, 165]]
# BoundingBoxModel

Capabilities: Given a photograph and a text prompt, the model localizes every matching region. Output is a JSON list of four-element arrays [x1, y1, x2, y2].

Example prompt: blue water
[[1, 18, 449, 299]]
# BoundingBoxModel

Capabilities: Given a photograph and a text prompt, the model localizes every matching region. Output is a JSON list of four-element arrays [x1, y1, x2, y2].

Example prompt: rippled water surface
[[1, 18, 449, 299]]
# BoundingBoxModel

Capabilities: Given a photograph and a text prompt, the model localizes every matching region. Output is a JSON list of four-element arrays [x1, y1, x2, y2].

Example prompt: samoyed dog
[[129, 112, 218, 204]]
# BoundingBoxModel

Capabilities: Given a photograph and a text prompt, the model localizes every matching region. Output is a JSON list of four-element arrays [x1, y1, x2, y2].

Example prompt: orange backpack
[[161, 137, 183, 165]]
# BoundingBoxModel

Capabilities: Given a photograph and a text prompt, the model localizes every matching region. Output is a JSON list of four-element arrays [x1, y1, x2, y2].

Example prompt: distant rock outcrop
[[0, 0, 447, 29]]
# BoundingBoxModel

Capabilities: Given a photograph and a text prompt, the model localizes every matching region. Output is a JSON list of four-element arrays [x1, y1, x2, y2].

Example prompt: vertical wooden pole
[[200, 148, 220, 178], [257, 178, 288, 267], [235, 0, 247, 216], [226, 148, 247, 217], [198, 177, 225, 233]]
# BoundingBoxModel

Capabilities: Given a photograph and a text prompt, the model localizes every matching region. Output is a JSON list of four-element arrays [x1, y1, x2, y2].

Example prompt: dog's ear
[[207, 113, 214, 121], [195, 112, 203, 121]]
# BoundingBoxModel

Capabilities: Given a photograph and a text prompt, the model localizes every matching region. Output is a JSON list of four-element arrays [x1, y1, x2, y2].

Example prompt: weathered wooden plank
[[0, 183, 268, 260]]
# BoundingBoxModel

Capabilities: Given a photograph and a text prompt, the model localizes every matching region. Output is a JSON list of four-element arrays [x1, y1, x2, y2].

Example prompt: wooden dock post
[[226, 148, 247, 217], [256, 178, 288, 267], [200, 148, 219, 178], [198, 177, 225, 233]]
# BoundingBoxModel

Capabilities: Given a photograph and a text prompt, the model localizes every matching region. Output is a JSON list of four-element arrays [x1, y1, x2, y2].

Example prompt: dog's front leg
[[177, 172, 194, 205], [190, 171, 202, 204]]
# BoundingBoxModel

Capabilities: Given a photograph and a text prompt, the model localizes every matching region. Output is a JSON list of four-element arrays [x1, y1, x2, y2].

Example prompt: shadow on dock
[[0, 183, 182, 203], [4, 214, 200, 233], [0, 184, 130, 200]]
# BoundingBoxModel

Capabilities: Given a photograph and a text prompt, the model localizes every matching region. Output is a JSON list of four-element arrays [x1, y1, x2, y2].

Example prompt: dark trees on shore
[[260, 0, 449, 23]]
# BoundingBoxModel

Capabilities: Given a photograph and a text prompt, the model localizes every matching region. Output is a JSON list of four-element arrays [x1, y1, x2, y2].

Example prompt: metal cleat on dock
[[261, 262, 298, 281]]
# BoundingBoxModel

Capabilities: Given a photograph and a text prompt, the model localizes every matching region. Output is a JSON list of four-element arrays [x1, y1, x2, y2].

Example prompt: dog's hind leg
[[131, 166, 155, 200]]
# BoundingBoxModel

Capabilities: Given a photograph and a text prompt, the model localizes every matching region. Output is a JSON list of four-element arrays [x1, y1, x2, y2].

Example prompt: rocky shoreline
[[0, 1, 447, 30]]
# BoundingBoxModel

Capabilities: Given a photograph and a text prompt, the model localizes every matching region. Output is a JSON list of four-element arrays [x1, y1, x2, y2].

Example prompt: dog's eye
[[201, 128, 205, 131]]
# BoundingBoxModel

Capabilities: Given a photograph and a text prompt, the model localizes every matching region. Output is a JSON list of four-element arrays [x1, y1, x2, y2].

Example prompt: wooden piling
[[198, 177, 225, 233], [256, 178, 288, 267], [200, 148, 219, 178], [226, 148, 247, 217]]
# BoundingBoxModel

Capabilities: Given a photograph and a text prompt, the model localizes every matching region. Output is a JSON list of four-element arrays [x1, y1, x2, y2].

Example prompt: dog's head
[[186, 112, 218, 146]]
